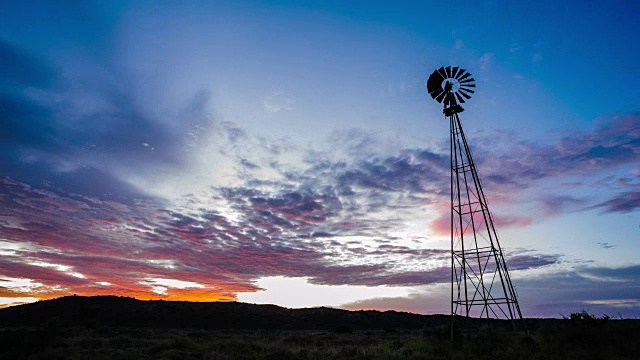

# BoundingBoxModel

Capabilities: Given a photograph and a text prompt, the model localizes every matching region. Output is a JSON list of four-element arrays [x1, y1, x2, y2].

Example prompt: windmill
[[426, 66, 523, 328]]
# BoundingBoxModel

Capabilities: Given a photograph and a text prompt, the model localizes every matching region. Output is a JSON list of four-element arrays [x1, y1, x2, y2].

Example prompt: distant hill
[[0, 296, 457, 330]]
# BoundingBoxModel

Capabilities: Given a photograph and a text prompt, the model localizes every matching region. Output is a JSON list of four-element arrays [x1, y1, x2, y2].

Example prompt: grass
[[1, 322, 639, 359], [1, 310, 639, 359]]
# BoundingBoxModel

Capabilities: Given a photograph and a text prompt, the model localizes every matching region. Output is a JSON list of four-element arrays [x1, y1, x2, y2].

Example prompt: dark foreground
[[1, 296, 639, 359]]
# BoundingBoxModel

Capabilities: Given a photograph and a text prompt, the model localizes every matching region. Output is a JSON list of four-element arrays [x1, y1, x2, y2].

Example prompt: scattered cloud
[[594, 242, 615, 249], [479, 113, 640, 205], [539, 195, 587, 216], [590, 191, 640, 214], [343, 265, 640, 317], [2, 109, 639, 305], [479, 53, 494, 72], [263, 90, 294, 113]]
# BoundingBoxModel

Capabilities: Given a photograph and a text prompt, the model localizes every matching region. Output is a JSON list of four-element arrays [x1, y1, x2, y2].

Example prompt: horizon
[[1, 1, 639, 318], [5, 294, 632, 320]]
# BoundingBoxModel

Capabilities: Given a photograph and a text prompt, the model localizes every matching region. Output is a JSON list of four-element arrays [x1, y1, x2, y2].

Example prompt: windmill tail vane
[[426, 65, 523, 328]]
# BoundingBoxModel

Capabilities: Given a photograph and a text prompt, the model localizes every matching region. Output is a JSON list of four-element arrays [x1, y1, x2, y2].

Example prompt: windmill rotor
[[427, 66, 475, 110]]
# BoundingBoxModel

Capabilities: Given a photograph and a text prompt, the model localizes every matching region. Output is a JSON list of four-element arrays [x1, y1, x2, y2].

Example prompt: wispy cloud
[[2, 107, 639, 303], [263, 90, 294, 113], [594, 242, 615, 249], [479, 53, 494, 72], [342, 264, 640, 317], [590, 191, 640, 214]]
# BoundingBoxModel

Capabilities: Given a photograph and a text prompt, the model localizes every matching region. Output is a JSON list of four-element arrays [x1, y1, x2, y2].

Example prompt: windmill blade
[[460, 87, 475, 93], [458, 90, 472, 99], [452, 67, 459, 78], [445, 66, 452, 78], [455, 69, 467, 79], [434, 68, 444, 78], [429, 68, 444, 82], [461, 83, 476, 88], [427, 70, 445, 95], [435, 90, 447, 103], [437, 66, 447, 79], [460, 78, 475, 84], [458, 72, 472, 81], [428, 86, 442, 97], [451, 66, 460, 79], [429, 84, 444, 97], [430, 89, 444, 100], [455, 92, 465, 103], [427, 75, 442, 86], [429, 70, 444, 80]]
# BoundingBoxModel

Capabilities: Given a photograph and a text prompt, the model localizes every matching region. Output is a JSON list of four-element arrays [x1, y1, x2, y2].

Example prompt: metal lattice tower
[[426, 66, 523, 325]]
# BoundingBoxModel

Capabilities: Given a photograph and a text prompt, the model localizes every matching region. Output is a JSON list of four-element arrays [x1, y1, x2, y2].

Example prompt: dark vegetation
[[1, 296, 638, 359]]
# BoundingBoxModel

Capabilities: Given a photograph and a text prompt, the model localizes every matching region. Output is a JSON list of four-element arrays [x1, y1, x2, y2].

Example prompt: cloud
[[590, 191, 640, 214], [2, 137, 558, 303], [140, 278, 205, 295], [479, 53, 494, 72], [4, 110, 637, 304], [594, 242, 615, 249], [263, 90, 294, 113], [539, 195, 587, 216], [0, 30, 219, 203], [474, 112, 640, 216], [0, 172, 433, 302], [506, 253, 559, 271], [3, 159, 560, 300], [342, 265, 640, 317], [429, 200, 533, 236], [340, 288, 449, 315], [521, 265, 640, 317]]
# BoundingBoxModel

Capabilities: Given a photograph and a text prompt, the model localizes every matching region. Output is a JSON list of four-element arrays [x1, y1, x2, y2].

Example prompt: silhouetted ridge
[[0, 296, 451, 330]]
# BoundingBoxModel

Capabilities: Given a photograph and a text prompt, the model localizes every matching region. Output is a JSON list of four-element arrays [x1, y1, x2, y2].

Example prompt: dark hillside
[[0, 296, 453, 330]]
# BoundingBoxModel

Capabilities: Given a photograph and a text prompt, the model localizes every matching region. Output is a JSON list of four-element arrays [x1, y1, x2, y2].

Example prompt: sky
[[1, 0, 639, 318]]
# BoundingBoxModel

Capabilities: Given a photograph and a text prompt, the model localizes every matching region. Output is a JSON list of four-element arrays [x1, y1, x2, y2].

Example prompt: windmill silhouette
[[427, 66, 523, 328]]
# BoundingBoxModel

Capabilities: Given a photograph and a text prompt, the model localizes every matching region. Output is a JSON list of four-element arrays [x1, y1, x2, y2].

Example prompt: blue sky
[[1, 0, 639, 317]]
